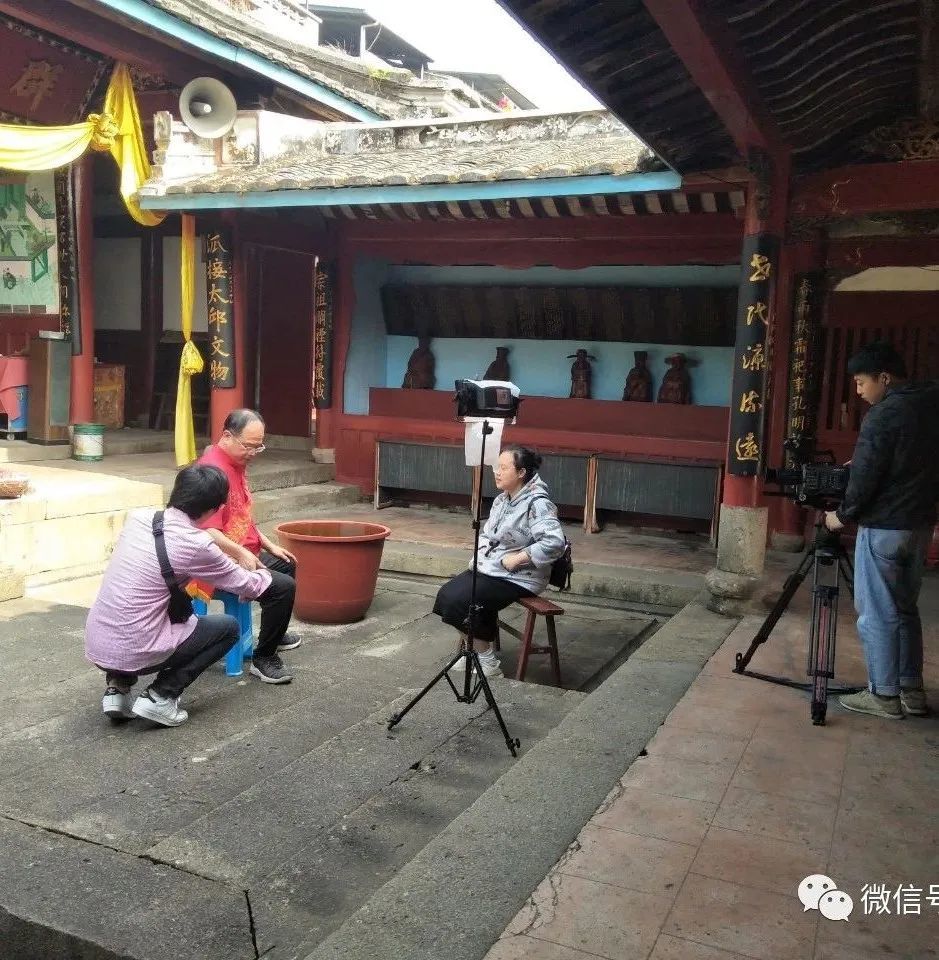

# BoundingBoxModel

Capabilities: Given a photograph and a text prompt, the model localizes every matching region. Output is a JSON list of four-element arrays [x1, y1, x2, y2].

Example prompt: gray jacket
[[473, 474, 567, 594]]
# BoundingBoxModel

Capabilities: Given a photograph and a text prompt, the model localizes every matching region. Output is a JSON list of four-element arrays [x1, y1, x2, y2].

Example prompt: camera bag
[[528, 495, 573, 591]]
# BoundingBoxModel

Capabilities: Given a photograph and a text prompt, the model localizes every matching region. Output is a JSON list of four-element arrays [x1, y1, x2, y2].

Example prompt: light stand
[[387, 418, 520, 756], [733, 512, 860, 725]]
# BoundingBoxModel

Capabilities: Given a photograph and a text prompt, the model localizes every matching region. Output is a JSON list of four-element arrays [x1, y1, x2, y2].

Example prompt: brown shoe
[[900, 687, 929, 717]]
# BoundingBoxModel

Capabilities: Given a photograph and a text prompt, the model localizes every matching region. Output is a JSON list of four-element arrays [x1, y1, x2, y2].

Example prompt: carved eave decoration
[[860, 117, 939, 161]]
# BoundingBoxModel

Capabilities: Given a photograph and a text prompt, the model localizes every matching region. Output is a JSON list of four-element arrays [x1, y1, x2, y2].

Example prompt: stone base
[[707, 504, 769, 616], [0, 565, 25, 602], [312, 447, 336, 463], [771, 530, 805, 553], [705, 567, 759, 616]]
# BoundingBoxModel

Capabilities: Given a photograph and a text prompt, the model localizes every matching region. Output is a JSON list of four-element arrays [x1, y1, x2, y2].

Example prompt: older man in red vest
[[198, 408, 299, 683]]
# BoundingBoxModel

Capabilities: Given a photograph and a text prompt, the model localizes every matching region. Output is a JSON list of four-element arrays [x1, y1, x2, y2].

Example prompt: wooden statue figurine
[[567, 348, 596, 399], [623, 350, 652, 402], [657, 353, 692, 404], [402, 335, 435, 389], [484, 346, 511, 381]]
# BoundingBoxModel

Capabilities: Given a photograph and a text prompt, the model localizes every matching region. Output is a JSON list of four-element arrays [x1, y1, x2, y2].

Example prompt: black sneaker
[[277, 632, 302, 651], [249, 654, 293, 684]]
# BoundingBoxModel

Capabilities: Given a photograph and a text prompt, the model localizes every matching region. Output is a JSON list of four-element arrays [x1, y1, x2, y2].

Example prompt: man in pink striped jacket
[[85, 464, 291, 728]]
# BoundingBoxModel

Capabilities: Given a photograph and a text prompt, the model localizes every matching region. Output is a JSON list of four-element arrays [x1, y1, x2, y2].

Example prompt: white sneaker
[[102, 686, 135, 720], [131, 688, 189, 727], [476, 654, 503, 678], [448, 652, 502, 679]]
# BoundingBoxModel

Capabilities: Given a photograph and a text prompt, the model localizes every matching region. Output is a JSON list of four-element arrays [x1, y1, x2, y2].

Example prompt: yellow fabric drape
[[175, 214, 203, 466], [100, 64, 164, 227], [0, 113, 118, 171], [0, 63, 163, 226]]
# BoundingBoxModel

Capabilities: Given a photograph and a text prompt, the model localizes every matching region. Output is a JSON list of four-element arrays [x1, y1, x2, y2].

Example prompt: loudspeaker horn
[[179, 77, 237, 139]]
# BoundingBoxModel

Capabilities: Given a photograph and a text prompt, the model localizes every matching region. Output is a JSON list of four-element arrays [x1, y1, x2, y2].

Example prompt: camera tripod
[[734, 513, 860, 725], [387, 419, 520, 757]]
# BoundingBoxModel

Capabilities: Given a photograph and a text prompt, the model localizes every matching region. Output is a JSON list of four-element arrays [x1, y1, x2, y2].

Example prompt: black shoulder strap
[[527, 494, 551, 520], [152, 510, 179, 588]]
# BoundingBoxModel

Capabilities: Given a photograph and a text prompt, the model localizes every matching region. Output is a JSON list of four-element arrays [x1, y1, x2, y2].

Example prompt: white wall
[[162, 236, 209, 332], [835, 266, 939, 291], [93, 238, 141, 330]]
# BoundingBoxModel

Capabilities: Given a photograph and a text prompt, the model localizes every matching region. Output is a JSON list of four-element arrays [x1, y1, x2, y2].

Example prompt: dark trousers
[[106, 614, 238, 699], [433, 570, 532, 642], [256, 550, 296, 658]]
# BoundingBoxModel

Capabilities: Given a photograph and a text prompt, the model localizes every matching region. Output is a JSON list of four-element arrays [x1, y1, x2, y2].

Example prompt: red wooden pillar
[[767, 237, 825, 549], [71, 155, 96, 424], [708, 151, 791, 611], [315, 234, 353, 453], [210, 214, 248, 440]]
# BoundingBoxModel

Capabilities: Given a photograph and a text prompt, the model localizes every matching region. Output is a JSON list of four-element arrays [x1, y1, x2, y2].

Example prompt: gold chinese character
[[794, 318, 808, 338], [790, 415, 806, 431], [11, 60, 62, 111], [742, 343, 765, 371], [794, 338, 807, 357], [210, 336, 230, 358], [746, 301, 768, 326], [210, 360, 230, 382], [207, 283, 230, 306], [208, 307, 228, 332], [792, 376, 805, 394], [739, 390, 761, 414], [735, 433, 760, 461], [749, 253, 772, 281], [206, 259, 228, 281], [792, 358, 806, 374], [205, 234, 227, 255], [792, 395, 806, 411]]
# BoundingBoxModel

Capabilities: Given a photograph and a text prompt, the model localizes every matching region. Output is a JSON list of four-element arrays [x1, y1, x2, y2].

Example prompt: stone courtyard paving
[[0, 568, 670, 959], [484, 574, 939, 960], [3, 519, 935, 960]]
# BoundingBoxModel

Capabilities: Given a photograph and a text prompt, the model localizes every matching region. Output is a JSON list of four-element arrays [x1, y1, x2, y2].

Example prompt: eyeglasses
[[231, 435, 265, 455]]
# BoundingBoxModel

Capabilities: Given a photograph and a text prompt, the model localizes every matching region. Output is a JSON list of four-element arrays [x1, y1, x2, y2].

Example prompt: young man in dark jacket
[[825, 341, 939, 719]]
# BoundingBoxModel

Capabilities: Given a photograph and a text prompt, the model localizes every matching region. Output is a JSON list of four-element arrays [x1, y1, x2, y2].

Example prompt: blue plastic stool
[[192, 589, 254, 676]]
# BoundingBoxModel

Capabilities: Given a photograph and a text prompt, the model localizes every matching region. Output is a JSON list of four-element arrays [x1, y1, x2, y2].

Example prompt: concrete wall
[[93, 239, 142, 331], [162, 236, 209, 333], [346, 260, 739, 414]]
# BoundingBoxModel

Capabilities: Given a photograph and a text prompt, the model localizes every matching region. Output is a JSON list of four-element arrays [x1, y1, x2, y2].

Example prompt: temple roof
[[146, 108, 653, 197]]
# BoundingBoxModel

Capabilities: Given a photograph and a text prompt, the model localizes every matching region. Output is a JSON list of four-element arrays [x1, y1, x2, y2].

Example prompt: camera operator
[[824, 341, 939, 719], [433, 445, 566, 678]]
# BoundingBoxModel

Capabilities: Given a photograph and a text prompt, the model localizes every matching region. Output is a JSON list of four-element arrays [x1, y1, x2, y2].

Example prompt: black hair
[[223, 408, 264, 436], [167, 464, 229, 519], [846, 340, 907, 379], [501, 444, 542, 482]]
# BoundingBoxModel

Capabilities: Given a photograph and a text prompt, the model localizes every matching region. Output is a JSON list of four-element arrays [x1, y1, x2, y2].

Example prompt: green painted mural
[[0, 171, 59, 314]]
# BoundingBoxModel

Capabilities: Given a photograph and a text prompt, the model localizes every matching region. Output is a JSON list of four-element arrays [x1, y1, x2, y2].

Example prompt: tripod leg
[[839, 555, 855, 601], [809, 585, 838, 726], [735, 550, 814, 673], [471, 665, 520, 757], [387, 649, 467, 729]]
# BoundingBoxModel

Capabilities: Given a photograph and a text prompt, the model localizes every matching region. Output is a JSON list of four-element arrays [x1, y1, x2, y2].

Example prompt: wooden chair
[[495, 595, 564, 685]]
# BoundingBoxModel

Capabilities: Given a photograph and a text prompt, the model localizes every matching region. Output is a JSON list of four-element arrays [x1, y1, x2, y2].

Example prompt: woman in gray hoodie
[[433, 444, 566, 678]]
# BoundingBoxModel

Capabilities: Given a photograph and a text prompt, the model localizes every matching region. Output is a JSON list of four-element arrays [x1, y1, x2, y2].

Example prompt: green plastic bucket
[[72, 422, 105, 462]]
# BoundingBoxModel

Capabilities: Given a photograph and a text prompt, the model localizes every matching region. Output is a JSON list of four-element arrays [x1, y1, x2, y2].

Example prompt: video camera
[[764, 435, 850, 509], [454, 379, 520, 420]]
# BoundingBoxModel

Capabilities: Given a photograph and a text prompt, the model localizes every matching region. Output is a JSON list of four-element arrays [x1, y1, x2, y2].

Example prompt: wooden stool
[[496, 595, 564, 685]]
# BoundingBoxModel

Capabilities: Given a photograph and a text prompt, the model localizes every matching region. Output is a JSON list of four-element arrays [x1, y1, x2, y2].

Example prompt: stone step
[[379, 540, 703, 610], [146, 680, 582, 958], [252, 481, 362, 523]]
